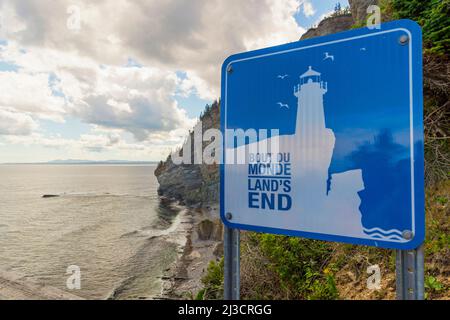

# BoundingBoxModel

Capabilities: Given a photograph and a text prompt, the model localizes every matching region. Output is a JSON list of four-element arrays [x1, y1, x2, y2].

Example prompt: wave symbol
[[364, 227, 404, 241]]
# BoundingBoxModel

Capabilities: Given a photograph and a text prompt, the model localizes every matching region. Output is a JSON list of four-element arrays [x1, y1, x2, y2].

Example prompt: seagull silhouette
[[277, 102, 289, 109], [323, 52, 334, 61], [277, 74, 289, 79]]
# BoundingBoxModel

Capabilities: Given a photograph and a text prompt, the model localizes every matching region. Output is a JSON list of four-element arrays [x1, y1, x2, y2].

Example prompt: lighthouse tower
[[292, 66, 334, 197], [294, 66, 328, 138]]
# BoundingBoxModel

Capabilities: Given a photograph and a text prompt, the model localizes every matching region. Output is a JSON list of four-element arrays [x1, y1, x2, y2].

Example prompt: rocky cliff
[[154, 101, 220, 206], [300, 0, 379, 40], [348, 0, 379, 24], [300, 14, 354, 40]]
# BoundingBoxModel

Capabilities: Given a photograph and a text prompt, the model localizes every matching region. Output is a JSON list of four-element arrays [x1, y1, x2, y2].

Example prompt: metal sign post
[[224, 226, 240, 300], [396, 245, 425, 300]]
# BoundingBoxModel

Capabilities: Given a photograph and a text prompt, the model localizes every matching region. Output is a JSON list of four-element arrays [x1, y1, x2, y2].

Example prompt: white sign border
[[223, 28, 415, 243]]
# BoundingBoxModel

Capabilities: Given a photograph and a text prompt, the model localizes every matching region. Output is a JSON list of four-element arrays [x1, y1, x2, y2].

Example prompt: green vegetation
[[423, 181, 449, 300], [425, 276, 444, 292], [426, 184, 450, 255], [382, 0, 449, 185], [384, 0, 450, 55], [249, 234, 338, 300], [198, 234, 339, 300], [200, 181, 448, 300], [196, 258, 224, 300]]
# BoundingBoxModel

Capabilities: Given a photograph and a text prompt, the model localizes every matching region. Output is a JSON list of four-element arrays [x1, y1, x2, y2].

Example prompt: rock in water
[[42, 194, 59, 198]]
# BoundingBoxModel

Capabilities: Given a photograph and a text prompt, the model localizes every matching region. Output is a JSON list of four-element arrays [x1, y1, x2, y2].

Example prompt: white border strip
[[224, 28, 415, 243]]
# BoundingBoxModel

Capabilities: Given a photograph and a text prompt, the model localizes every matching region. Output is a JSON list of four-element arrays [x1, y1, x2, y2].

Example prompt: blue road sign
[[220, 20, 424, 250]]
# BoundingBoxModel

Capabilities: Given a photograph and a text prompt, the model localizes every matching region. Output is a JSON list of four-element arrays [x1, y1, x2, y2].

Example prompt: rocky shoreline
[[155, 201, 222, 299], [153, 102, 222, 299]]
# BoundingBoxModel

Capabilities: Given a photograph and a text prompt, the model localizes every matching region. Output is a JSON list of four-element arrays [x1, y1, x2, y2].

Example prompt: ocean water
[[0, 165, 182, 299]]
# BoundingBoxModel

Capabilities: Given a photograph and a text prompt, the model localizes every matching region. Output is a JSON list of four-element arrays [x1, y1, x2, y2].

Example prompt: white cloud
[[1, 131, 177, 161], [0, 70, 66, 122], [314, 10, 334, 27], [302, 1, 316, 18], [178, 72, 216, 101], [0, 41, 195, 142], [0, 109, 37, 135], [68, 65, 196, 141], [1, 0, 305, 96], [0, 0, 306, 160]]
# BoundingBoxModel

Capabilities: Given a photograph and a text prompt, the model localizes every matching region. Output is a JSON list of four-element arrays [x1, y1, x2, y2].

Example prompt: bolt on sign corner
[[220, 19, 424, 250]]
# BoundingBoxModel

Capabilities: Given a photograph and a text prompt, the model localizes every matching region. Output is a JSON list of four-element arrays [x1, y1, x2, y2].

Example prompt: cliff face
[[348, 0, 379, 24], [155, 0, 379, 205], [154, 161, 204, 205], [154, 101, 220, 205], [301, 14, 354, 40], [300, 0, 379, 40]]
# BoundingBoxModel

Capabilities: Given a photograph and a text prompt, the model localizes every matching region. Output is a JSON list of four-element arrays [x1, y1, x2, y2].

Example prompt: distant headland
[[0, 159, 159, 165]]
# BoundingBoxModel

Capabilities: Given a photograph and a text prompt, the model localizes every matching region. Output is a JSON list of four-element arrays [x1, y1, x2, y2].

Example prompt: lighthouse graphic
[[225, 66, 406, 241], [293, 66, 335, 201]]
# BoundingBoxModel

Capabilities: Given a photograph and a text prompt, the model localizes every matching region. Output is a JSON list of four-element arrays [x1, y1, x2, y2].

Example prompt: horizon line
[[0, 160, 160, 165]]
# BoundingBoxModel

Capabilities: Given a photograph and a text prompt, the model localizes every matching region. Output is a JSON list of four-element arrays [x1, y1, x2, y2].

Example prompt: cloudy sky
[[0, 0, 348, 163]]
